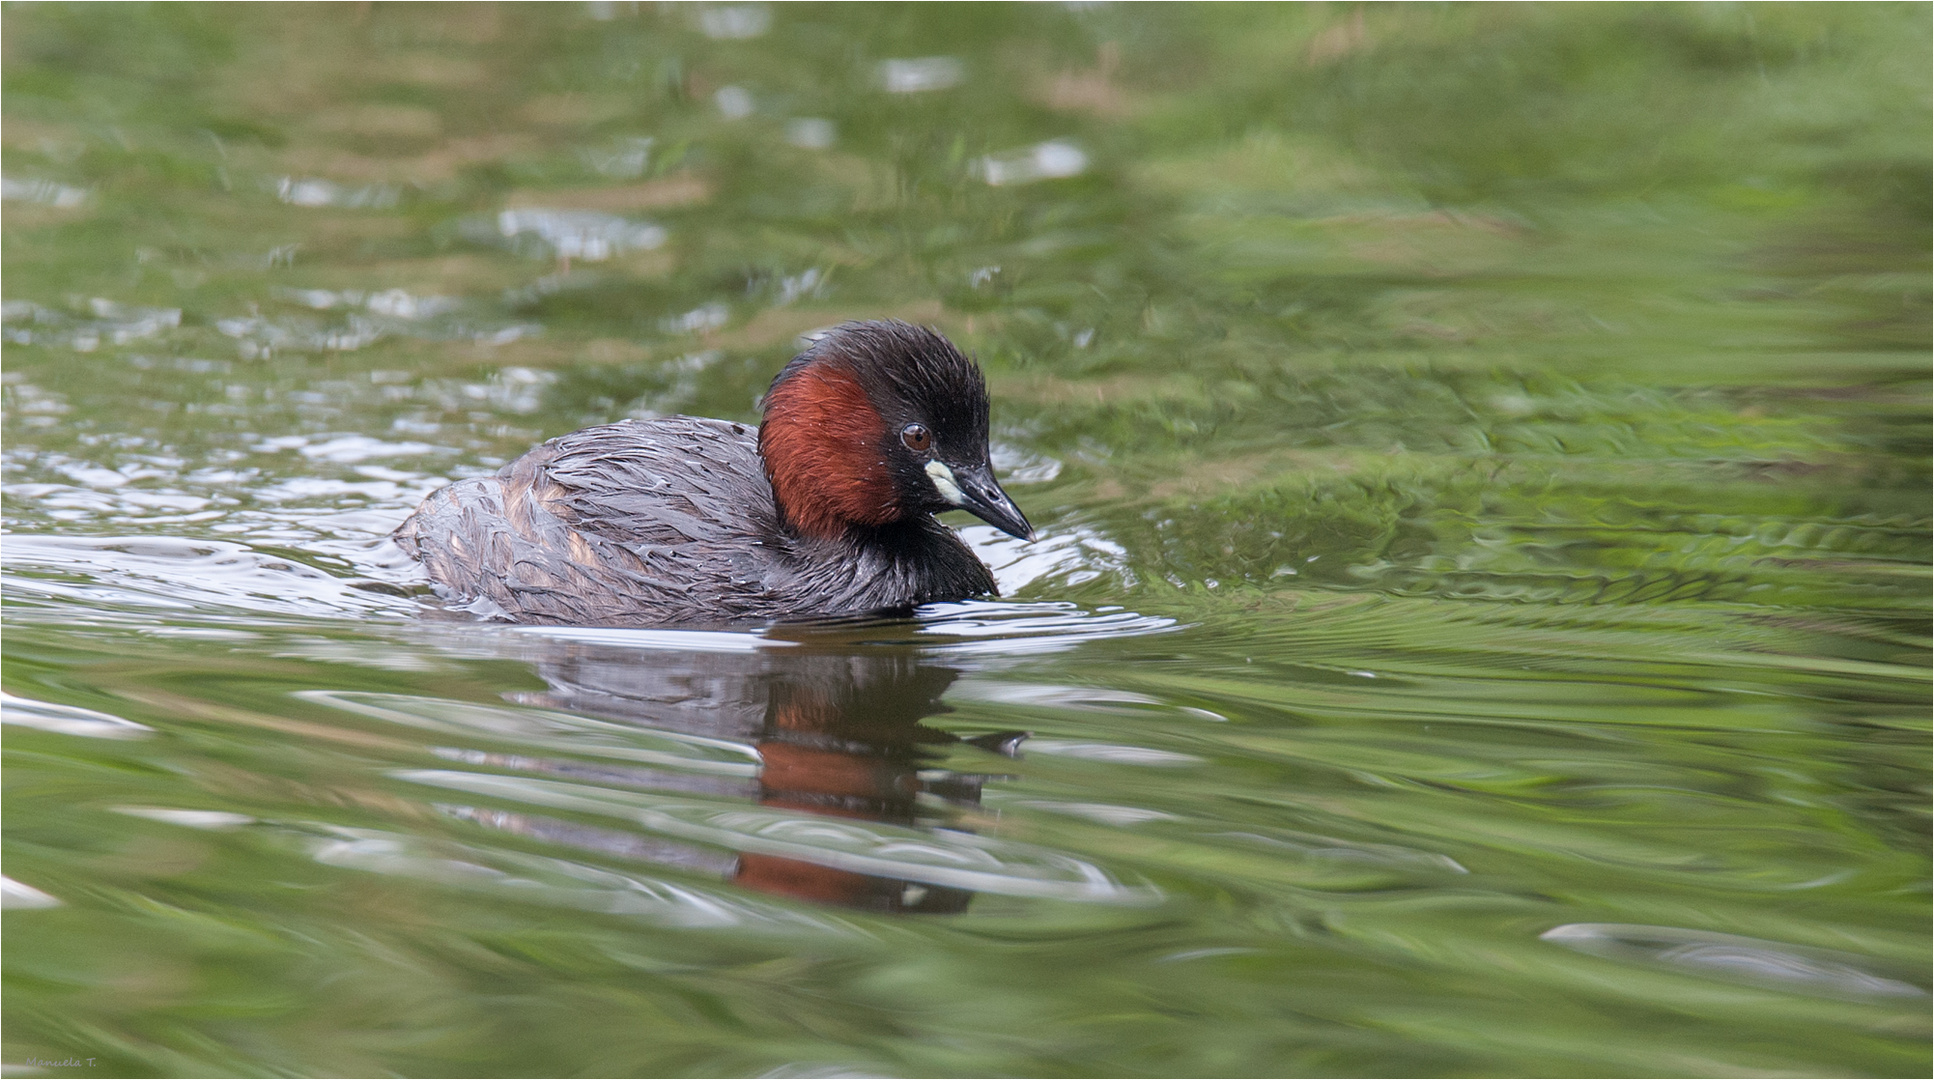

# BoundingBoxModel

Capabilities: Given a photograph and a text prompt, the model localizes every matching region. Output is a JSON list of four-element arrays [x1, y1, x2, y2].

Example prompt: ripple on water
[[2, 534, 418, 621], [960, 523, 1135, 593], [297, 822, 859, 934], [0, 691, 152, 738], [893, 600, 1178, 658], [0, 876, 61, 910], [393, 768, 1159, 904], [300, 691, 764, 776], [1542, 923, 1927, 1000]]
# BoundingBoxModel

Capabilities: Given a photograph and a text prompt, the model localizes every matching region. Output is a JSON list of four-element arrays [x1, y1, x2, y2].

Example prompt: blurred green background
[[4, 2, 1928, 608], [3, 4, 1928, 1077]]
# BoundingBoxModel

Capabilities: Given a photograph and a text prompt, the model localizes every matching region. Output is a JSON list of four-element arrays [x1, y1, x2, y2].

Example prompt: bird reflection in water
[[450, 627, 1026, 914]]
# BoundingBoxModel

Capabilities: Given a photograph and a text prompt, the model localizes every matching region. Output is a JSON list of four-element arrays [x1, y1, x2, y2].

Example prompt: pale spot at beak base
[[924, 460, 967, 506]]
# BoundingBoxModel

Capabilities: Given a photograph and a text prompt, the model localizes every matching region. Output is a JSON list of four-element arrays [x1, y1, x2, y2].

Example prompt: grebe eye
[[900, 424, 932, 453]]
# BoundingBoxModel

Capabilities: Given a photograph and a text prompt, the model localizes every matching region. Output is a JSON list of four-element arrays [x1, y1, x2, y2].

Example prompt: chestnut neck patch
[[759, 364, 900, 539]]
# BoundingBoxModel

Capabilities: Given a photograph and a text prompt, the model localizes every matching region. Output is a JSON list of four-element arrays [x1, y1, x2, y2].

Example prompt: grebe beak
[[949, 461, 1034, 542]]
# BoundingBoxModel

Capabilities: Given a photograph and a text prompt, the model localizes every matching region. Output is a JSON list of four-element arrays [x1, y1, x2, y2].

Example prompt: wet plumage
[[393, 321, 1028, 626]]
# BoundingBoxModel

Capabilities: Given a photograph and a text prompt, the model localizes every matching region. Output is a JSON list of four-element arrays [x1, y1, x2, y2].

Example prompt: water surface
[[4, 5, 1928, 1077]]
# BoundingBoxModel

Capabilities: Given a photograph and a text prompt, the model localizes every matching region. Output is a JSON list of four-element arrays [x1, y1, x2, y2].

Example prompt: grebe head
[[759, 320, 1034, 543]]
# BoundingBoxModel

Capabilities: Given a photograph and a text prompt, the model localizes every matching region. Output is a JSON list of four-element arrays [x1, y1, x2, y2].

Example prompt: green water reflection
[[3, 4, 1928, 1077]]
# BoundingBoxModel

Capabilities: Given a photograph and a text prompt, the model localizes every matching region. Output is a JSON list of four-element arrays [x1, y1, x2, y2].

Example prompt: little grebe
[[393, 320, 1032, 625]]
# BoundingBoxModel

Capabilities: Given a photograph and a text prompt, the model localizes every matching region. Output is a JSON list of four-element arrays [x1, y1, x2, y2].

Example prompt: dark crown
[[770, 320, 989, 444]]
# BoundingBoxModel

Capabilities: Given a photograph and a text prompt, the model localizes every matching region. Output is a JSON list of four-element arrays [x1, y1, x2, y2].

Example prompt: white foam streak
[[0, 692, 152, 739]]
